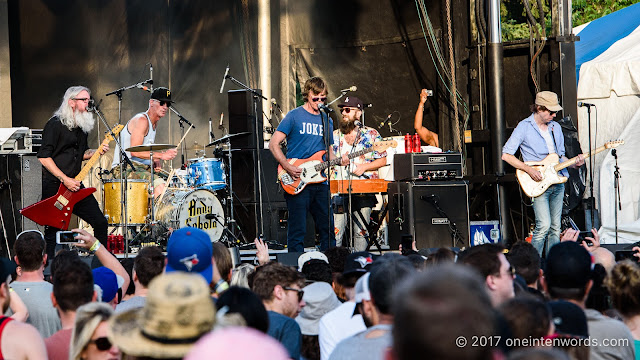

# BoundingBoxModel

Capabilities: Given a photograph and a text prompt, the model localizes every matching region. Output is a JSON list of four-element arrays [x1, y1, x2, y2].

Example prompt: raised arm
[[414, 89, 439, 147]]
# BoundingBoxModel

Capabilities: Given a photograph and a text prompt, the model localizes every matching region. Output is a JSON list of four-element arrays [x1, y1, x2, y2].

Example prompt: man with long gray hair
[[37, 86, 109, 259]]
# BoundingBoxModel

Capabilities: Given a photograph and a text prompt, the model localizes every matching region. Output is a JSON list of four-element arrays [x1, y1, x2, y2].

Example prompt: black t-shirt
[[37, 116, 89, 185]]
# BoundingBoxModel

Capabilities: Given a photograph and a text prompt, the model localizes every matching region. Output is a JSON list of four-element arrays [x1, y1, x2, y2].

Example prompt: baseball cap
[[298, 251, 329, 272], [545, 242, 593, 289], [535, 91, 562, 112], [548, 300, 589, 338], [165, 227, 213, 284], [295, 282, 341, 335], [92, 267, 124, 303], [352, 272, 371, 316], [150, 87, 173, 103], [338, 96, 363, 109], [343, 251, 375, 275], [0, 258, 16, 282]]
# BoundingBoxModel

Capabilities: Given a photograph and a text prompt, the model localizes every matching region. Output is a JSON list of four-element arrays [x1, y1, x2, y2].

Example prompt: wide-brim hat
[[107, 272, 216, 358], [535, 91, 562, 112]]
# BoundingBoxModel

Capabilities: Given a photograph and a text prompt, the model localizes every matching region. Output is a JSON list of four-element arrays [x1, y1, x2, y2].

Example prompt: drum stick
[[175, 124, 193, 149], [157, 168, 175, 204]]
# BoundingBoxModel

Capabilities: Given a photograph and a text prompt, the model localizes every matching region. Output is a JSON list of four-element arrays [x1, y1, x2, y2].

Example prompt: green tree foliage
[[499, 0, 640, 41]]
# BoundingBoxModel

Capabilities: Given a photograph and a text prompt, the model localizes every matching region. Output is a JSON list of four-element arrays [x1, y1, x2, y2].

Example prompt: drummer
[[112, 87, 178, 196]]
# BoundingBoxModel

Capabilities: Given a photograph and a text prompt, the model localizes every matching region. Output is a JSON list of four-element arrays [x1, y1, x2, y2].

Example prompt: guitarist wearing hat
[[502, 91, 584, 257], [37, 86, 110, 259]]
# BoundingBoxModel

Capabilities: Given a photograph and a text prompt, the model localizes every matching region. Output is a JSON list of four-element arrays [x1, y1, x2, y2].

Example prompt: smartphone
[[56, 231, 78, 244], [568, 218, 593, 246], [401, 235, 414, 255], [615, 250, 639, 262]]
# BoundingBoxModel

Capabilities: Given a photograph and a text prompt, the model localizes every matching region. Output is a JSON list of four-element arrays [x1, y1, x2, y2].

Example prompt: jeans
[[531, 183, 564, 257], [284, 183, 335, 252]]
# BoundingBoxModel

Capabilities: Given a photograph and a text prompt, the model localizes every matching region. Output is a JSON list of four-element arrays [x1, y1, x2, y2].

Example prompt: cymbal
[[206, 132, 250, 147], [126, 144, 176, 152], [184, 144, 206, 151]]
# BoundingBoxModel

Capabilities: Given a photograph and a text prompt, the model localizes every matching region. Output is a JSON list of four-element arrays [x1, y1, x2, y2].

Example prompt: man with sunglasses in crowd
[[331, 96, 386, 251], [111, 87, 178, 184], [502, 91, 584, 257], [269, 76, 343, 252], [37, 86, 110, 259]]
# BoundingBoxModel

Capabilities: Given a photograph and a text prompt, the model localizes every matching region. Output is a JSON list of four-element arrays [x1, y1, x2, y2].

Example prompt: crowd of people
[[1, 224, 640, 360]]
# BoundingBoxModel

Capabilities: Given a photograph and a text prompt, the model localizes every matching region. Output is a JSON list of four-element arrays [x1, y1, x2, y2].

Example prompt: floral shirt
[[331, 126, 386, 180]]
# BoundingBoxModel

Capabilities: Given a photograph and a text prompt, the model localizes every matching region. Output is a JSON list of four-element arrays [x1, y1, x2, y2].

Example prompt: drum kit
[[101, 132, 249, 251]]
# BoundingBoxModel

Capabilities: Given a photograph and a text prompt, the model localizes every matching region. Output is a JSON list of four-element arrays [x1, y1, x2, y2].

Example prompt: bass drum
[[155, 189, 225, 242]]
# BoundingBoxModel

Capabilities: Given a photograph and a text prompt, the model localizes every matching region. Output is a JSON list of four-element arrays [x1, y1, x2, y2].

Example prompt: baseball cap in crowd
[[343, 251, 375, 276], [545, 241, 593, 289], [295, 282, 341, 335], [548, 300, 589, 338], [338, 96, 363, 110], [298, 251, 329, 272], [165, 227, 213, 284], [151, 87, 173, 103], [108, 272, 216, 358], [0, 258, 16, 282], [92, 267, 124, 303], [352, 272, 371, 316], [535, 91, 562, 112]]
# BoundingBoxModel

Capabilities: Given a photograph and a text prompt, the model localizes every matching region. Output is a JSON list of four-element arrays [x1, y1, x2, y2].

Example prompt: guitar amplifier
[[394, 152, 463, 181]]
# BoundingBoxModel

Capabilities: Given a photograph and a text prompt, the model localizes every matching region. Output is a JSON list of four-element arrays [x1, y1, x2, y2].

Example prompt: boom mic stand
[[167, 105, 195, 169]]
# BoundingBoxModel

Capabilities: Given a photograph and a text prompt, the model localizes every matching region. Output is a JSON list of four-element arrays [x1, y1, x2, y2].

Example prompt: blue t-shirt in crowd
[[276, 106, 334, 160], [267, 310, 302, 359]]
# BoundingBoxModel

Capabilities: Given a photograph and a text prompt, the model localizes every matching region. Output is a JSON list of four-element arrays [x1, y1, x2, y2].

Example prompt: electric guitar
[[20, 125, 124, 229], [278, 140, 396, 195], [516, 140, 624, 198]]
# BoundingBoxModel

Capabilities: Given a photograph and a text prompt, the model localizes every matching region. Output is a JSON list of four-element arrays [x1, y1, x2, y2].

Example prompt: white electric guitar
[[516, 140, 624, 198]]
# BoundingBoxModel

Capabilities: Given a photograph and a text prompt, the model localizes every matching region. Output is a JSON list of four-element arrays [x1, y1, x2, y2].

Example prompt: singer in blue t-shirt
[[269, 77, 343, 252]]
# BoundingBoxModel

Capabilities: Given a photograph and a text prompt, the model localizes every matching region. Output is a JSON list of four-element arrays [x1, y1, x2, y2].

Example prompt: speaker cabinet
[[388, 181, 470, 250], [228, 89, 263, 150], [231, 149, 284, 203], [0, 155, 44, 257]]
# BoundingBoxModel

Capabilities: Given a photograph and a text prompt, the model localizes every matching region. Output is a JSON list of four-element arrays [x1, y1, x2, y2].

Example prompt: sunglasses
[[283, 286, 304, 302], [89, 337, 113, 351], [72, 98, 90, 102], [154, 99, 170, 107], [311, 97, 327, 102], [548, 110, 558, 115], [340, 107, 357, 114]]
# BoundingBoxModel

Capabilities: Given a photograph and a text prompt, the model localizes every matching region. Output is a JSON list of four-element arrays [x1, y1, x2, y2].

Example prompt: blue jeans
[[284, 183, 335, 252], [531, 183, 564, 257]]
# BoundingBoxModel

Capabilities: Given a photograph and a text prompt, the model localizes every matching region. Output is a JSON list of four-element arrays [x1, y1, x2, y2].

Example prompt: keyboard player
[[331, 96, 387, 250]]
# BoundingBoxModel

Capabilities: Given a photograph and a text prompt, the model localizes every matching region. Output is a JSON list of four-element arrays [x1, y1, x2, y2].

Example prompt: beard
[[339, 119, 356, 134], [74, 110, 95, 133]]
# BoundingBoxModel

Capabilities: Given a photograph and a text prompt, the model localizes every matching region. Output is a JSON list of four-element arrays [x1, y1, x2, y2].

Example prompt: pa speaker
[[388, 181, 470, 250], [231, 149, 284, 204], [228, 89, 263, 150]]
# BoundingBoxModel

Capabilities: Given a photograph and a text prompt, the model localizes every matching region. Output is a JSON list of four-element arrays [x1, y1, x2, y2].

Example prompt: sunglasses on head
[[311, 97, 327, 102], [283, 286, 304, 302], [89, 337, 112, 351]]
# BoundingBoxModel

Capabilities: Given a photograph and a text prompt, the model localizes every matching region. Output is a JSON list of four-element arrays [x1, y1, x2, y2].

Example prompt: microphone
[[149, 63, 153, 92], [577, 102, 594, 107], [339, 86, 357, 92], [378, 114, 392, 129], [318, 103, 333, 113], [354, 120, 362, 128], [205, 213, 219, 220], [219, 65, 230, 94], [137, 80, 153, 92]]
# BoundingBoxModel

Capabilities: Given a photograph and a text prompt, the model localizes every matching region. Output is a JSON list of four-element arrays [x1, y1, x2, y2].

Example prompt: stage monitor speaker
[[228, 89, 263, 150], [387, 181, 470, 250], [0, 155, 44, 258], [276, 252, 304, 267], [231, 149, 283, 203], [233, 201, 316, 248]]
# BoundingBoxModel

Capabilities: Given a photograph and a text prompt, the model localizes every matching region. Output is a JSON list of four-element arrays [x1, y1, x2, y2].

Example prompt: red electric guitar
[[277, 140, 396, 195], [20, 125, 124, 229]]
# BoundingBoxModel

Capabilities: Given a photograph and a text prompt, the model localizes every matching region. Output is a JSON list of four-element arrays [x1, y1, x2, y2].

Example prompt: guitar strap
[[550, 125, 559, 155]]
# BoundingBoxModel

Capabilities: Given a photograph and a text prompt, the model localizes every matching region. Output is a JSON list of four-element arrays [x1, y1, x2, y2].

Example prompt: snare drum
[[155, 188, 225, 242], [103, 179, 149, 225], [187, 158, 226, 190]]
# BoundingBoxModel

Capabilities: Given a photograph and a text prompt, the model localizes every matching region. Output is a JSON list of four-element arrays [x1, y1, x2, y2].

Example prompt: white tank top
[[112, 112, 157, 167]]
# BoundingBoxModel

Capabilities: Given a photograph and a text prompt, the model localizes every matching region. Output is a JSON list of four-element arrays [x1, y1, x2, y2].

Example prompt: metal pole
[[486, 0, 512, 245]]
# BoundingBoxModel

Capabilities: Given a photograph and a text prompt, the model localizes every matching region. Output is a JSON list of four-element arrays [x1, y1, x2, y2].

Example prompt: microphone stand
[[585, 105, 596, 228], [167, 105, 195, 169], [225, 74, 268, 240], [613, 149, 621, 244], [90, 101, 137, 257]]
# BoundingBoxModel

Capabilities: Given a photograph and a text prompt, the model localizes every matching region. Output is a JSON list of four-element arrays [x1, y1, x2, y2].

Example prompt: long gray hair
[[69, 302, 114, 360], [54, 86, 94, 133]]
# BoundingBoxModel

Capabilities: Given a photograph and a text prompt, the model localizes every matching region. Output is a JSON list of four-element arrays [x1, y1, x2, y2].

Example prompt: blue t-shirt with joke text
[[276, 106, 334, 160]]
